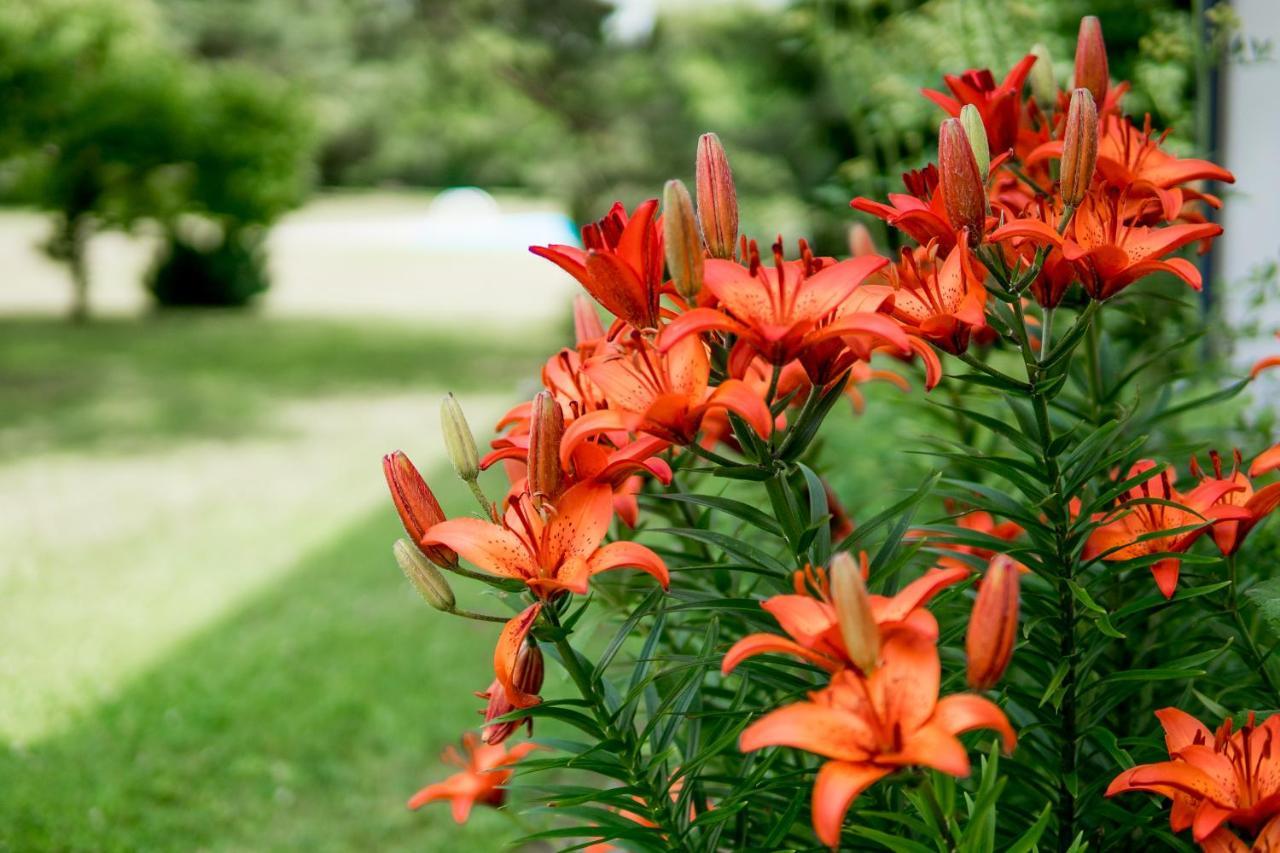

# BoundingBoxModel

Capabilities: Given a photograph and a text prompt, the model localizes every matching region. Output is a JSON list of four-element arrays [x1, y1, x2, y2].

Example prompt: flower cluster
[[375, 15, 1277, 852]]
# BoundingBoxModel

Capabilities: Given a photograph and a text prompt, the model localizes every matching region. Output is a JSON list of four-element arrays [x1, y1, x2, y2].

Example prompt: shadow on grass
[[0, 313, 556, 460], [0, 502, 520, 852]]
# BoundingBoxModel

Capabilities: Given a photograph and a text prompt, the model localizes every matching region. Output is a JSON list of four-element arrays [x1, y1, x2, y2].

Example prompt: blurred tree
[[0, 0, 313, 319]]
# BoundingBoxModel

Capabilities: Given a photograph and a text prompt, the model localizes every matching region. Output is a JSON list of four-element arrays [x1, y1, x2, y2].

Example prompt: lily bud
[[441, 393, 480, 483], [393, 538, 455, 612], [663, 178, 704, 303], [695, 132, 738, 260], [959, 104, 990, 179], [1029, 43, 1057, 108], [527, 390, 564, 506], [383, 450, 457, 567], [1073, 16, 1109, 106], [1060, 88, 1099, 207], [938, 118, 987, 244], [848, 222, 877, 258], [966, 555, 1021, 690], [481, 641, 545, 744], [830, 552, 879, 673]]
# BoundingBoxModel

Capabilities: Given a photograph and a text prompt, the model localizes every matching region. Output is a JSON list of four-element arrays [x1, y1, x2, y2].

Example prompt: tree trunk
[[64, 216, 90, 323]]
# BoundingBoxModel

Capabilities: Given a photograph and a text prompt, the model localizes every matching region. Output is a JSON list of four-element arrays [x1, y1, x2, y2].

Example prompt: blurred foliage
[[152, 0, 1207, 250], [0, 0, 313, 317], [147, 228, 271, 307]]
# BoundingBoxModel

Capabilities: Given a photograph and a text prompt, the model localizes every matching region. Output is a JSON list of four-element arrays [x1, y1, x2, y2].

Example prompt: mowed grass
[[0, 313, 560, 460], [0, 312, 557, 850]]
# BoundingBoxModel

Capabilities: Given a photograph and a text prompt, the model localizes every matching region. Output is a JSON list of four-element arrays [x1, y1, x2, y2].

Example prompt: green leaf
[[1004, 803, 1053, 853], [647, 493, 784, 537], [1245, 576, 1280, 640]]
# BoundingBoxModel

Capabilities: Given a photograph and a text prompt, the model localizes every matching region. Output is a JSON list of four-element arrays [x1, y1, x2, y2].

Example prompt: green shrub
[[147, 229, 269, 308]]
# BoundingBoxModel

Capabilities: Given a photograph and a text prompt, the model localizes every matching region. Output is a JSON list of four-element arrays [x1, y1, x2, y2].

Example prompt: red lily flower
[[477, 638, 544, 744], [657, 238, 906, 369], [1251, 443, 1280, 478], [1026, 114, 1235, 222], [407, 732, 539, 822], [852, 165, 964, 252], [922, 55, 1038, 154], [721, 561, 969, 675], [1107, 709, 1280, 846], [990, 192, 1224, 300], [872, 239, 988, 356], [739, 628, 1016, 848], [561, 335, 773, 451], [1087, 461, 1247, 597], [532, 200, 664, 330], [1190, 449, 1280, 556]]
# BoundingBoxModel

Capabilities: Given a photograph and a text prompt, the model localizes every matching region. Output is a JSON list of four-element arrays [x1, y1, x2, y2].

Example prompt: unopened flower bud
[[1074, 16, 1109, 106], [383, 450, 457, 567], [481, 641, 545, 744], [966, 555, 1021, 690], [830, 552, 879, 673], [394, 538, 455, 612], [1060, 88, 1099, 206], [848, 222, 877, 258], [527, 390, 564, 506], [695, 132, 738, 260], [959, 105, 990, 180], [663, 178, 704, 303], [441, 393, 480, 483], [1029, 43, 1057, 109], [938, 118, 987, 244], [572, 295, 605, 346]]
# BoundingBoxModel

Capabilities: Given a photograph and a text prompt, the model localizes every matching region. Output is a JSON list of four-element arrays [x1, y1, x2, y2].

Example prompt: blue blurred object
[[421, 187, 579, 251]]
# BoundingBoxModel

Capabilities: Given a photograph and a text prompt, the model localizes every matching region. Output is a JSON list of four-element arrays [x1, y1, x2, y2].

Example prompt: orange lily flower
[[561, 334, 773, 451], [1107, 709, 1280, 847], [922, 55, 1038, 154], [1251, 443, 1280, 478], [721, 561, 969, 675], [989, 192, 1223, 300], [408, 732, 539, 822], [532, 200, 664, 330], [656, 238, 907, 369], [873, 238, 988, 355], [1251, 336, 1280, 382], [1190, 450, 1280, 556], [932, 509, 1024, 573], [1087, 461, 1247, 597], [852, 165, 964, 252], [739, 628, 1016, 848]]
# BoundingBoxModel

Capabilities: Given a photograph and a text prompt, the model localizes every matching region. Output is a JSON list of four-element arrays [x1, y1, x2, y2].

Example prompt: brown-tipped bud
[[663, 178, 704, 303], [527, 390, 564, 506], [1029, 43, 1057, 109], [965, 555, 1021, 690], [481, 641, 545, 744], [572, 295, 605, 345], [383, 450, 457, 567], [394, 538, 455, 612], [959, 105, 990, 179], [1074, 16, 1109, 106], [695, 133, 738, 260], [441, 393, 480, 483], [848, 222, 877, 258], [830, 552, 879, 673], [1060, 88, 1099, 206], [938, 118, 987, 243]]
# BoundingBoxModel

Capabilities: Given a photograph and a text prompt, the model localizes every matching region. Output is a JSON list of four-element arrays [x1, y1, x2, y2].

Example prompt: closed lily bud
[[394, 538, 455, 612], [695, 132, 738, 260], [938, 118, 987, 244], [663, 178, 704, 303], [959, 105, 990, 179], [481, 641, 545, 744], [830, 551, 879, 673], [383, 450, 457, 567], [1060, 88, 1099, 206], [966, 555, 1021, 690], [573, 294, 605, 345], [527, 390, 564, 506], [848, 222, 877, 258], [1074, 16, 1109, 106], [441, 393, 480, 483], [1029, 43, 1057, 109]]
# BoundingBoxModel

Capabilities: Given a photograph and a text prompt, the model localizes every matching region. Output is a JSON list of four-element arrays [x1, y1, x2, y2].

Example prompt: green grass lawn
[[0, 312, 556, 850]]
